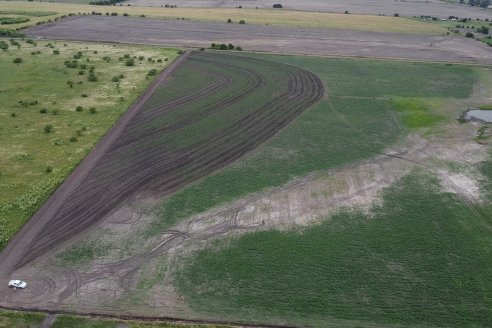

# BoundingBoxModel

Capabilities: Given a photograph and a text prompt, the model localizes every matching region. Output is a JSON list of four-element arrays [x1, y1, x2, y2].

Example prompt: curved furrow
[[33, 63, 322, 247], [106, 60, 265, 158], [12, 51, 324, 268]]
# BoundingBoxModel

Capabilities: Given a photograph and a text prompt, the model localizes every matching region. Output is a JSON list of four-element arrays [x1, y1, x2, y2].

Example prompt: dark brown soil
[[0, 51, 324, 277]]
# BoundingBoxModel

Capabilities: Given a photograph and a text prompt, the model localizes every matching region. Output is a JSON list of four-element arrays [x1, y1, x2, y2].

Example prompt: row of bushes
[[89, 0, 125, 5], [210, 43, 242, 51]]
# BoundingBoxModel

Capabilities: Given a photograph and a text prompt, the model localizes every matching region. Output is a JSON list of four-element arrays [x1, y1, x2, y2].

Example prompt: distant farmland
[[26, 15, 492, 65]]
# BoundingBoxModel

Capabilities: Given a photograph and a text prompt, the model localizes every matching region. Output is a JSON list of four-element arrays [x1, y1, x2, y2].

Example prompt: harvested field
[[0, 1, 446, 34], [0, 51, 324, 276], [128, 0, 492, 20], [26, 15, 492, 64]]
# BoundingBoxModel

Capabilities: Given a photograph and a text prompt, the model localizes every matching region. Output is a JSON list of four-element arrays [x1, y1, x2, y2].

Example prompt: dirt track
[[26, 15, 492, 65], [0, 51, 324, 277]]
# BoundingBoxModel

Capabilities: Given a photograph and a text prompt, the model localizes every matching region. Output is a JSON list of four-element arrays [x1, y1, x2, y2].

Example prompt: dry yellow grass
[[0, 1, 446, 34]]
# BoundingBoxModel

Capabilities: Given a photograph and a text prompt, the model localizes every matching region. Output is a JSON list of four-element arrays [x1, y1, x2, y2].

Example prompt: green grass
[[0, 309, 46, 328], [262, 55, 476, 99], [51, 315, 120, 328], [150, 55, 478, 233], [175, 170, 492, 327], [479, 104, 492, 110], [55, 229, 111, 266], [480, 37, 492, 46], [51, 314, 231, 328], [481, 152, 492, 196], [0, 10, 57, 16], [0, 16, 29, 24], [0, 38, 178, 249], [391, 97, 444, 129]]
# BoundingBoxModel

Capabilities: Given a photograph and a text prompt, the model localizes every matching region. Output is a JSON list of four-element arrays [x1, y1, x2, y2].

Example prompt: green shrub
[[13, 57, 22, 64], [0, 17, 29, 24], [147, 69, 158, 76], [0, 40, 8, 51], [0, 28, 24, 37], [64, 60, 78, 68], [125, 58, 134, 66], [75, 106, 83, 112], [43, 125, 53, 133]]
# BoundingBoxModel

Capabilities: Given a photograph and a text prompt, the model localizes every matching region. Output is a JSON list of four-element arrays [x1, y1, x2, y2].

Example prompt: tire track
[[0, 51, 324, 275]]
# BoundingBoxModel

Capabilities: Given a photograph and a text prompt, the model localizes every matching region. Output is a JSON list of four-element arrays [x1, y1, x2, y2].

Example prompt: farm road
[[26, 15, 492, 65]]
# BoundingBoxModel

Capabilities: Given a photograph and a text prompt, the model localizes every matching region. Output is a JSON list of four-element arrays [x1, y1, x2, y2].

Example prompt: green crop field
[[176, 168, 492, 327], [139, 54, 491, 327], [149, 55, 478, 234], [24, 51, 485, 326], [0, 38, 178, 249]]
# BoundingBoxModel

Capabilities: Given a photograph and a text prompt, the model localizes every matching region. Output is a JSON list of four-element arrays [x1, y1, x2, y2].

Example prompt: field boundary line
[[0, 305, 312, 328], [0, 51, 191, 275]]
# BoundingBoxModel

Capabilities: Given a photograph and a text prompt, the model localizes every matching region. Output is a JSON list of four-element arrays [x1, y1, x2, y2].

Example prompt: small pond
[[460, 109, 492, 123]]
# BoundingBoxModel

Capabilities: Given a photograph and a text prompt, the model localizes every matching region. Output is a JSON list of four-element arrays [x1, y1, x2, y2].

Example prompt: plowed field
[[0, 51, 324, 274], [26, 16, 492, 65]]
